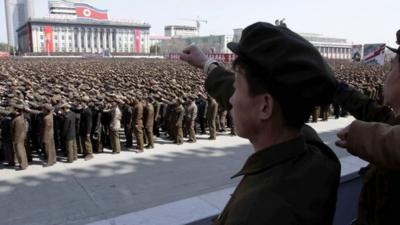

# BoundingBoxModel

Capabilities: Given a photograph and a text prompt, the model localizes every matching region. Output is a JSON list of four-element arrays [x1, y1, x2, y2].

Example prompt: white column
[[97, 29, 101, 53], [84, 29, 88, 52], [108, 29, 113, 52], [90, 28, 94, 53], [116, 31, 119, 52], [71, 28, 75, 52], [103, 29, 107, 52], [65, 29, 70, 52], [31, 28, 37, 52], [77, 28, 82, 53]]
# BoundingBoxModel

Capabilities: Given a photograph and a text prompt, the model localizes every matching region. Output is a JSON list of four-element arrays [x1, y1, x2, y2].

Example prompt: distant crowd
[[0, 58, 388, 170]]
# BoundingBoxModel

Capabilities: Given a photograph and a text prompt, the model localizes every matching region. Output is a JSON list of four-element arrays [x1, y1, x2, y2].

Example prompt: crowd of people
[[0, 59, 236, 170], [0, 56, 388, 170]]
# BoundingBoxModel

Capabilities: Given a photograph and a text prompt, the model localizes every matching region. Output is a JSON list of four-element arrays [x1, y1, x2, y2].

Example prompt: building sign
[[75, 3, 108, 21], [44, 26, 54, 53], [363, 43, 385, 66], [134, 29, 141, 53]]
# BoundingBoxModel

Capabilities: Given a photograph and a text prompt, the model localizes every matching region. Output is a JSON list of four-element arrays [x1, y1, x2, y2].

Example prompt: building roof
[[17, 17, 151, 32], [164, 25, 197, 30]]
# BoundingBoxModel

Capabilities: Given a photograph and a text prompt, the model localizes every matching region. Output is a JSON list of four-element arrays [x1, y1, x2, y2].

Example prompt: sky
[[0, 0, 399, 47]]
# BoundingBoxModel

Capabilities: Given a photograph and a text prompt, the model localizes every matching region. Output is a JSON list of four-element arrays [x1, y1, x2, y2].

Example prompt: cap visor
[[386, 46, 399, 54], [227, 42, 240, 54]]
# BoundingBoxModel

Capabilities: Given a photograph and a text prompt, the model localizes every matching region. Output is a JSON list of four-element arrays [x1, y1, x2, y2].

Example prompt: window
[[40, 35, 44, 40], [54, 35, 58, 40]]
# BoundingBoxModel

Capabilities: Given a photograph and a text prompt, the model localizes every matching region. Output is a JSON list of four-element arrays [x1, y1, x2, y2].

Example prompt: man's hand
[[179, 45, 208, 69], [335, 124, 350, 148]]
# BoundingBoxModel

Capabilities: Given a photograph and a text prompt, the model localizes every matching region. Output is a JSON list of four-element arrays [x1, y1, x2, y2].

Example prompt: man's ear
[[259, 93, 274, 120]]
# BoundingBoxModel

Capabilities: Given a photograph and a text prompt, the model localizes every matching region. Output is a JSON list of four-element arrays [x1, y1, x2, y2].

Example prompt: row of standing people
[[0, 94, 234, 170]]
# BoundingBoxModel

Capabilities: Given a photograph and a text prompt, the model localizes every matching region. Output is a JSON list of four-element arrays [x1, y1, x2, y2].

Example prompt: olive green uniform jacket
[[206, 66, 341, 225], [334, 82, 400, 225]]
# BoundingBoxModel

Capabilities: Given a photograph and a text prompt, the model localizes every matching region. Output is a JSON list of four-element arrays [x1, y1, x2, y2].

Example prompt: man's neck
[[250, 126, 301, 152]]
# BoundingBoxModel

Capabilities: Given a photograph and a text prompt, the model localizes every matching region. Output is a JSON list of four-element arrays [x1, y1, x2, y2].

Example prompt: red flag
[[75, 3, 108, 20], [135, 29, 141, 53], [44, 26, 54, 53]]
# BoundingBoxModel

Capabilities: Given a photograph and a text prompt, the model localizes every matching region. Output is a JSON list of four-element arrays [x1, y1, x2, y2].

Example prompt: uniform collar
[[231, 137, 307, 178]]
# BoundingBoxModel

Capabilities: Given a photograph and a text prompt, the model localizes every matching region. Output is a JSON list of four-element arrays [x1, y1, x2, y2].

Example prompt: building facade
[[17, 17, 151, 54], [233, 29, 353, 60], [164, 25, 198, 37], [4, 0, 35, 48], [300, 33, 353, 60]]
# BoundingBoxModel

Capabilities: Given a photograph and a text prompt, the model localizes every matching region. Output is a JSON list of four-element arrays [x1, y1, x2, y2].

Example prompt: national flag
[[75, 3, 108, 21]]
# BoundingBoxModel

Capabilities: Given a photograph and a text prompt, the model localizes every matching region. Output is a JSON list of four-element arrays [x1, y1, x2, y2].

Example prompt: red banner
[[0, 52, 10, 58], [135, 29, 141, 53], [44, 26, 54, 53], [75, 3, 108, 20]]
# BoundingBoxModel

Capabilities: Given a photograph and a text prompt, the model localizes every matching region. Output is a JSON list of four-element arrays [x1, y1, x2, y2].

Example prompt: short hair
[[232, 56, 313, 129]]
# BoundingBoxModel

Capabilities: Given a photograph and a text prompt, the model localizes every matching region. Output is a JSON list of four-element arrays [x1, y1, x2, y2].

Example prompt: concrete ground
[[0, 116, 356, 225]]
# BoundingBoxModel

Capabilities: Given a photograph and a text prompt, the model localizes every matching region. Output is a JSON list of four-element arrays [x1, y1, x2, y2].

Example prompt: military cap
[[227, 22, 336, 107], [60, 101, 71, 109], [81, 95, 90, 102], [42, 103, 53, 112], [11, 102, 24, 110]]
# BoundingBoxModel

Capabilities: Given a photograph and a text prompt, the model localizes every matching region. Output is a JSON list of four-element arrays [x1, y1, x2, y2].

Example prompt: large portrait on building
[[363, 43, 386, 66], [351, 45, 362, 62]]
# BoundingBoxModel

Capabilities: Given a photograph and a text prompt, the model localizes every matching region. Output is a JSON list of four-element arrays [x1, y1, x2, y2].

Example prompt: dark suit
[[79, 107, 93, 156], [62, 110, 77, 162]]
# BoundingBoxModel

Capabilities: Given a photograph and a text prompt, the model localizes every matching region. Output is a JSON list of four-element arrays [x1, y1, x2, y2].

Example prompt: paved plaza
[[0, 116, 365, 225]]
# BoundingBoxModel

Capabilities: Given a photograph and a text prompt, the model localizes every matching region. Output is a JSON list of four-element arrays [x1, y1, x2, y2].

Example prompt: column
[[90, 28, 94, 53], [65, 28, 70, 52], [103, 29, 107, 52], [108, 29, 113, 52], [84, 28, 88, 52], [97, 29, 101, 53], [31, 28, 37, 52], [115, 31, 119, 52], [78, 28, 82, 53], [71, 28, 75, 53]]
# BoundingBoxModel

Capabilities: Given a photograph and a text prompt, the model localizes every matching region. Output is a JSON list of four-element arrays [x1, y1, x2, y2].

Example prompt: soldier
[[153, 96, 161, 137], [132, 98, 144, 152], [207, 96, 218, 140], [174, 98, 185, 145], [11, 103, 28, 170], [41, 103, 56, 166], [185, 96, 198, 143], [333, 46, 400, 225], [60, 102, 77, 163], [121, 101, 133, 148], [79, 97, 93, 160], [218, 109, 228, 132], [0, 109, 14, 167], [108, 99, 122, 154], [180, 22, 340, 224], [196, 94, 208, 134], [143, 97, 155, 149], [90, 101, 103, 153]]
